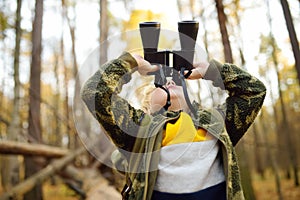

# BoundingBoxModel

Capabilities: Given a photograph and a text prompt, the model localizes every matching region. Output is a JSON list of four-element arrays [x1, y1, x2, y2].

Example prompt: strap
[[180, 67, 197, 117], [184, 69, 193, 79], [121, 176, 132, 200], [157, 85, 171, 111], [154, 65, 172, 112], [154, 65, 167, 87]]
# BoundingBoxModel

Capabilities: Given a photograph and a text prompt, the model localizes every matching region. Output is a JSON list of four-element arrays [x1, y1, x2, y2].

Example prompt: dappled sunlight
[[0, 0, 299, 199]]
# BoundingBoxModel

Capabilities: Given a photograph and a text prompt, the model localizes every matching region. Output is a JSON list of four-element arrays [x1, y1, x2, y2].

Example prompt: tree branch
[[0, 140, 68, 158]]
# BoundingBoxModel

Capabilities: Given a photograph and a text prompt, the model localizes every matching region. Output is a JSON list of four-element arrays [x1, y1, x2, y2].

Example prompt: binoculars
[[139, 21, 199, 86]]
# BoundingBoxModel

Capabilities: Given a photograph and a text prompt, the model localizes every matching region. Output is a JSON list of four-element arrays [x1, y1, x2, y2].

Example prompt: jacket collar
[[152, 104, 225, 139]]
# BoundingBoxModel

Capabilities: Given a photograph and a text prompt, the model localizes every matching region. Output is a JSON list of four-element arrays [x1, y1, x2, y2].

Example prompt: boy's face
[[150, 79, 189, 113]]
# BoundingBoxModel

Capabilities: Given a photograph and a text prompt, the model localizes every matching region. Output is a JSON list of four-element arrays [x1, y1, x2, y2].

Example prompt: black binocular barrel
[[178, 20, 199, 50], [139, 21, 199, 115], [139, 22, 160, 53], [139, 20, 199, 83]]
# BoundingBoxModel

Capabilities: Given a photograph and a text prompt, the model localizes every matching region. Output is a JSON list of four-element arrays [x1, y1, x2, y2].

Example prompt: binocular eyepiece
[[139, 21, 199, 86]]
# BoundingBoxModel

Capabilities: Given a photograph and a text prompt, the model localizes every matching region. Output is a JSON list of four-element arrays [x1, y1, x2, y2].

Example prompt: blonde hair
[[135, 79, 156, 113]]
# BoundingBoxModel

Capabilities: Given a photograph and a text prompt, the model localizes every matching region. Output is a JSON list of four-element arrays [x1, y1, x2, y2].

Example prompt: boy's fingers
[[184, 68, 202, 79], [139, 64, 159, 76]]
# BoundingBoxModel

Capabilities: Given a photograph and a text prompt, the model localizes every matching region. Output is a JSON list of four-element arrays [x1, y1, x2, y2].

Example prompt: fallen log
[[0, 137, 122, 200], [0, 140, 68, 158], [59, 163, 121, 200], [84, 170, 121, 200], [0, 145, 86, 200]]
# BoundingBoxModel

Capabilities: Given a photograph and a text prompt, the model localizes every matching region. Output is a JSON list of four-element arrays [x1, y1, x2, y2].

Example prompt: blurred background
[[0, 0, 299, 199]]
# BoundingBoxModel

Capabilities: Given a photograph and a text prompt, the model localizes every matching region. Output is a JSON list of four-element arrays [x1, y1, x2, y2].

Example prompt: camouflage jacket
[[81, 52, 266, 200]]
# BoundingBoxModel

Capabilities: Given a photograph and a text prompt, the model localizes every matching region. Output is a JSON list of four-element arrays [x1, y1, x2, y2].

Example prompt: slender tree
[[260, 110, 284, 200], [259, 4, 289, 195], [53, 47, 62, 146], [232, 1, 286, 197], [259, 51, 284, 199], [0, 1, 9, 138], [236, 141, 256, 200], [2, 0, 22, 191], [62, 0, 81, 149], [61, 0, 72, 148], [215, 0, 233, 63], [100, 0, 108, 65], [267, 0, 299, 187], [219, 0, 256, 198], [279, 0, 300, 85], [24, 0, 44, 199], [251, 123, 265, 179]]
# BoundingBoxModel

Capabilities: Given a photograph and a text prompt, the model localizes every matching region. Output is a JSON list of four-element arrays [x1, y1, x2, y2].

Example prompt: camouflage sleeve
[[204, 60, 267, 146], [80, 52, 146, 151]]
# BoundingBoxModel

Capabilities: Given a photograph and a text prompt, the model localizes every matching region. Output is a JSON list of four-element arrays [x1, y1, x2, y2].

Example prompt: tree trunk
[[276, 79, 299, 186], [260, 111, 284, 200], [264, 56, 285, 199], [64, 1, 82, 149], [280, 0, 300, 85], [24, 0, 44, 199], [252, 123, 265, 179], [53, 50, 62, 146], [2, 0, 22, 191], [62, 2, 92, 151], [8, 0, 22, 142], [237, 141, 256, 200], [218, 0, 256, 197], [265, 0, 289, 191], [100, 0, 108, 66], [267, 0, 299, 186], [215, 0, 233, 63], [60, 0, 71, 149]]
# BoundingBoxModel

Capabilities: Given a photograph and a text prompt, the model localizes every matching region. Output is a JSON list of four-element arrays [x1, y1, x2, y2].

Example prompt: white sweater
[[154, 138, 225, 194]]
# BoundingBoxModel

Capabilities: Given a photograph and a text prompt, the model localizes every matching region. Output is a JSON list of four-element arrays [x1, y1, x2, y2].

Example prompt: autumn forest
[[0, 0, 300, 199]]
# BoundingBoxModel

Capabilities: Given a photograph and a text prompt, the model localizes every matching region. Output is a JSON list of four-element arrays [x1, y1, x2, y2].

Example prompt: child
[[81, 52, 266, 200]]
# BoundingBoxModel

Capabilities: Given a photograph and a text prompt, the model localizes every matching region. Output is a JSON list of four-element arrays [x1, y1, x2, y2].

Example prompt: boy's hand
[[185, 62, 209, 80], [133, 54, 159, 76]]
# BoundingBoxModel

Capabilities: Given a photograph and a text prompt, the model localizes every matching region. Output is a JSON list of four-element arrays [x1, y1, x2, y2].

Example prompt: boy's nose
[[166, 79, 175, 86]]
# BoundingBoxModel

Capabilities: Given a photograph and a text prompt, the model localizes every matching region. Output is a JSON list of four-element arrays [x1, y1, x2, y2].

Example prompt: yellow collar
[[162, 112, 209, 147]]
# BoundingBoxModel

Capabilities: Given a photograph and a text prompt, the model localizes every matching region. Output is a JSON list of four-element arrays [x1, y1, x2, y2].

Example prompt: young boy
[[81, 52, 266, 200]]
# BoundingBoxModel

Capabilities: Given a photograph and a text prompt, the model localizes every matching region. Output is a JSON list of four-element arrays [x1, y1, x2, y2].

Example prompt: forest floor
[[252, 171, 300, 200], [1, 172, 300, 199], [41, 173, 300, 200]]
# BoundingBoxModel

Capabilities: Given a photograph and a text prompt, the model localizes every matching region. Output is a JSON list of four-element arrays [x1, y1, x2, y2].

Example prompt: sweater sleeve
[[80, 52, 146, 151], [204, 60, 267, 146]]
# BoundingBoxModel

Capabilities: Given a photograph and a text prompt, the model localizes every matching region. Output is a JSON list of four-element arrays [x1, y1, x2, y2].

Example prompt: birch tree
[[2, 0, 22, 191], [24, 0, 44, 199]]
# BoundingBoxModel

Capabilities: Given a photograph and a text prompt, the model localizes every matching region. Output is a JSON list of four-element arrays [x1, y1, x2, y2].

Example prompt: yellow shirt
[[162, 112, 211, 147]]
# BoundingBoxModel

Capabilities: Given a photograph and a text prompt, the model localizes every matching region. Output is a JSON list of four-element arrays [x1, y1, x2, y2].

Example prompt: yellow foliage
[[123, 10, 162, 30], [122, 9, 178, 55]]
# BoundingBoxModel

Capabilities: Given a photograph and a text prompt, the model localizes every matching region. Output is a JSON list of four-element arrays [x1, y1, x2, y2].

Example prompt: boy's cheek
[[150, 89, 167, 112]]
